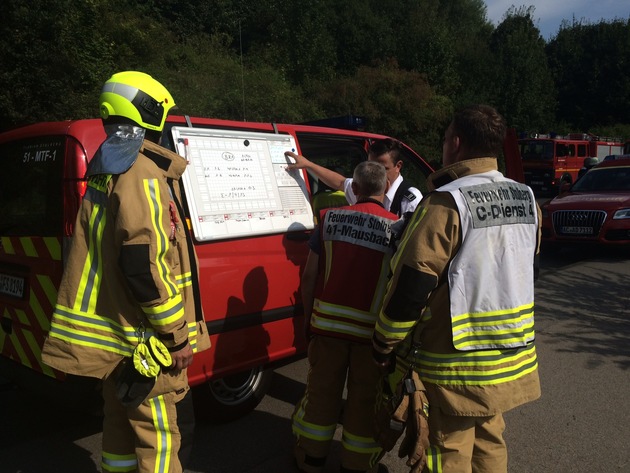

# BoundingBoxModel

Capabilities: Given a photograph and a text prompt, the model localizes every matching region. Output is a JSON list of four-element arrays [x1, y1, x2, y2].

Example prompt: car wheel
[[192, 366, 273, 423]]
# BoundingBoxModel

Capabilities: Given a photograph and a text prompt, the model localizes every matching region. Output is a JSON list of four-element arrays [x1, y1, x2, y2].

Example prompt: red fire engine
[[519, 133, 625, 194]]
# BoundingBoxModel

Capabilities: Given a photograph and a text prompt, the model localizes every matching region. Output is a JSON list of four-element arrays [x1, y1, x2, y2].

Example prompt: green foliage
[[0, 0, 627, 147], [488, 7, 556, 131], [308, 61, 453, 161], [0, 0, 112, 128], [547, 19, 630, 130]]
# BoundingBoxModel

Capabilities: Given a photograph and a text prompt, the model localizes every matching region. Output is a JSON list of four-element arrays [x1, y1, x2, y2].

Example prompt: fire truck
[[518, 133, 625, 194]]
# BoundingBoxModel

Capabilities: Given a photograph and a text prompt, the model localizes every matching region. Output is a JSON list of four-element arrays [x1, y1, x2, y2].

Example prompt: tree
[[0, 0, 179, 129], [0, 0, 115, 128], [547, 19, 630, 130], [308, 60, 452, 160], [488, 7, 556, 131]]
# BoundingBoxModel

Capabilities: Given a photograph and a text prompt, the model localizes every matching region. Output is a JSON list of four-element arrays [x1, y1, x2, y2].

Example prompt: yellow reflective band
[[292, 416, 337, 441], [187, 322, 200, 352], [53, 304, 140, 340], [143, 179, 178, 299], [150, 395, 173, 473], [426, 446, 442, 473], [292, 400, 337, 441], [374, 312, 416, 340], [453, 321, 535, 348], [453, 316, 534, 335], [452, 302, 534, 325], [311, 313, 374, 339], [102, 451, 137, 472], [74, 202, 106, 313], [43, 237, 61, 261], [175, 271, 192, 288], [48, 321, 134, 357], [187, 321, 198, 336], [315, 300, 376, 324], [415, 344, 537, 367], [141, 294, 185, 326], [414, 346, 538, 386], [1, 237, 15, 254], [342, 430, 381, 454], [452, 303, 535, 350]]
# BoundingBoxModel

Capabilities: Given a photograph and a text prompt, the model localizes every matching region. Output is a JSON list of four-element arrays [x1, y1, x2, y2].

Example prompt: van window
[[0, 137, 64, 236], [295, 133, 431, 195], [520, 140, 554, 160], [295, 133, 366, 190], [577, 144, 587, 157], [556, 143, 576, 158]]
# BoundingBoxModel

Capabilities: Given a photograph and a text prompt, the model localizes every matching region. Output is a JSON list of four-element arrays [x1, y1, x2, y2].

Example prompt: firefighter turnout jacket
[[373, 158, 541, 416], [42, 139, 210, 379]]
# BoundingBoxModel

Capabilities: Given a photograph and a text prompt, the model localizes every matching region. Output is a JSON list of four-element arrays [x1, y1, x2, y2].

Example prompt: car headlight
[[613, 208, 630, 219]]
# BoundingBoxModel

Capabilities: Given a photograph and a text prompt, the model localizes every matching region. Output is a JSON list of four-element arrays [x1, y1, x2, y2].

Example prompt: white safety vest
[[438, 171, 538, 351]]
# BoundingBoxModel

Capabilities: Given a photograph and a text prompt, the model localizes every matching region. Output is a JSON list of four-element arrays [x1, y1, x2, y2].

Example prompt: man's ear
[[351, 181, 360, 196], [453, 135, 462, 154]]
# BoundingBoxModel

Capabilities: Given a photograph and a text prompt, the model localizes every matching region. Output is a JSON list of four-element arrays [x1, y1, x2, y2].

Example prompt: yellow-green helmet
[[99, 71, 175, 132]]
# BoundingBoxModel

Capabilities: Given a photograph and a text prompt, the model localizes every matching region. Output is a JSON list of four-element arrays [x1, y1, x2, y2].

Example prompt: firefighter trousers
[[424, 406, 507, 473], [101, 364, 194, 473], [292, 336, 383, 472]]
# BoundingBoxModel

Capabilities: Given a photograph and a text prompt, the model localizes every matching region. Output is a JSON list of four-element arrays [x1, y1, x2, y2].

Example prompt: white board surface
[[171, 126, 313, 241]]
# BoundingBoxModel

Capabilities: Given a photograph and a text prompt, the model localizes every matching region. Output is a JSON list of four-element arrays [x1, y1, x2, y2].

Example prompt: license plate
[[562, 226, 592, 235], [0, 273, 25, 298], [531, 181, 543, 185]]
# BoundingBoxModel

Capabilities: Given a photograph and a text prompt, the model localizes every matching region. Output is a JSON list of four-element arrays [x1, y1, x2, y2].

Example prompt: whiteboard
[[171, 126, 314, 241]]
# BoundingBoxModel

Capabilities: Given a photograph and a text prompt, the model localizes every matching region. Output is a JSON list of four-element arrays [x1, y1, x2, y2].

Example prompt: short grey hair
[[353, 161, 387, 196]]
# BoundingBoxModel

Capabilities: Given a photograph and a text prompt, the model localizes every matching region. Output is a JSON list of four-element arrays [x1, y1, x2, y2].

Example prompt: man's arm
[[372, 193, 460, 364], [285, 151, 347, 191]]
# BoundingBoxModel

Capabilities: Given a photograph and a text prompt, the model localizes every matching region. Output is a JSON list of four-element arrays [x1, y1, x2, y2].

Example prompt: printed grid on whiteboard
[[171, 127, 313, 241]]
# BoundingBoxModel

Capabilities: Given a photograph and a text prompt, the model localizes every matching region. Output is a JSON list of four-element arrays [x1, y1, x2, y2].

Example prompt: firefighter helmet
[[99, 71, 175, 132]]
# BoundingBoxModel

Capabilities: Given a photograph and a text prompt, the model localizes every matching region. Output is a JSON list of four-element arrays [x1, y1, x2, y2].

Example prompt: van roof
[[0, 115, 394, 155]]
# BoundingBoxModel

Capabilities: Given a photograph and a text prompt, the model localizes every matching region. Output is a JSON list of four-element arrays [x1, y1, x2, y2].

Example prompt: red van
[[0, 115, 433, 421]]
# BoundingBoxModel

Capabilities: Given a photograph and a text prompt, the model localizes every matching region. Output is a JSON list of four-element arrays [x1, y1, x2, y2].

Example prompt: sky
[[484, 0, 630, 39]]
